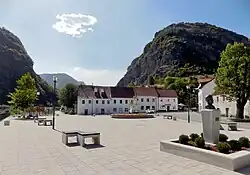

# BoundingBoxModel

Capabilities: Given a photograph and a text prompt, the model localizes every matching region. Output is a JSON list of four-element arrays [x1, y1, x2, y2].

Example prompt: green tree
[[148, 75, 155, 85], [215, 43, 250, 119], [59, 84, 77, 108], [8, 73, 37, 115]]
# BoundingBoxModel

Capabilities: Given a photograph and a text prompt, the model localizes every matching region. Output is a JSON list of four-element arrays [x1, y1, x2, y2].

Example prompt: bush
[[190, 133, 200, 141], [238, 137, 250, 148], [188, 141, 197, 147], [216, 142, 231, 154], [228, 140, 241, 151], [179, 134, 189, 145], [219, 134, 228, 142], [200, 133, 203, 138], [195, 137, 205, 148]]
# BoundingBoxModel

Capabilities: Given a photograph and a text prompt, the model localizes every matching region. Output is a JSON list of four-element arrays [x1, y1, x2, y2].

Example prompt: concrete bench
[[62, 131, 80, 145], [77, 131, 100, 147], [228, 122, 237, 131], [44, 120, 53, 126], [37, 118, 47, 126], [163, 115, 173, 119]]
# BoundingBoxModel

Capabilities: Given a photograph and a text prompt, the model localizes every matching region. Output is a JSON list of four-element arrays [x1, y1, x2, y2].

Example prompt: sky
[[0, 0, 250, 86]]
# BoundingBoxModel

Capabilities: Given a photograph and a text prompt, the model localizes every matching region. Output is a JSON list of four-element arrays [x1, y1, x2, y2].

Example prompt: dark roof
[[78, 85, 111, 99], [156, 89, 178, 97], [110, 87, 135, 98], [134, 87, 158, 96]]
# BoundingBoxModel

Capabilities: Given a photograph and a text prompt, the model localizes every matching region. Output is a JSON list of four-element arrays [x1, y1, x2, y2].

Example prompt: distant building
[[77, 85, 178, 115], [197, 77, 250, 117]]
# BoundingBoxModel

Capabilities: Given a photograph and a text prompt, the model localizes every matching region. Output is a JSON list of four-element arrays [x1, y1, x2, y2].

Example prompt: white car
[[146, 109, 155, 114]]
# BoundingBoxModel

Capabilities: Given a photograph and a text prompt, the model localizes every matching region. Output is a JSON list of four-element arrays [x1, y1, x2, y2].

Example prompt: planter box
[[160, 140, 250, 171]]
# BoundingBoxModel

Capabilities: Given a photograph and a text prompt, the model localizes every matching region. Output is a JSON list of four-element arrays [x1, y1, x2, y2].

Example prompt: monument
[[201, 95, 220, 144]]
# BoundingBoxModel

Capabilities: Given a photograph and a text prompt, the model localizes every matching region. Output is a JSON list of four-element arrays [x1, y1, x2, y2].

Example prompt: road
[[157, 111, 250, 129]]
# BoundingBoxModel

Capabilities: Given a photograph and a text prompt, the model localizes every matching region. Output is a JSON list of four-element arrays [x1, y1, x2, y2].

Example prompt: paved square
[[0, 113, 249, 175]]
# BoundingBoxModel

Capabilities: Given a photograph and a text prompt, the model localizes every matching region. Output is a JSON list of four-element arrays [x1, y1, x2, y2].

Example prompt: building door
[[225, 108, 229, 117], [101, 108, 105, 114], [167, 106, 170, 112], [84, 109, 88, 115]]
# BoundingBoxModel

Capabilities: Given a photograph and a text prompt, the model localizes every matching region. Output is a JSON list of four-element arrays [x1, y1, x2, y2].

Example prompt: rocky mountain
[[0, 27, 54, 105], [40, 73, 84, 89], [117, 22, 250, 86]]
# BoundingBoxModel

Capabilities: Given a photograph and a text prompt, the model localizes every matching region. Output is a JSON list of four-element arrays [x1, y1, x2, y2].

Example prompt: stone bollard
[[4, 120, 10, 126]]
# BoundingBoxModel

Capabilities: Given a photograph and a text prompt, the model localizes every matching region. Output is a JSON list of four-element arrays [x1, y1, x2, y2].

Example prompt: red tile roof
[[110, 87, 135, 98], [78, 85, 111, 99], [133, 87, 158, 97], [156, 89, 178, 97]]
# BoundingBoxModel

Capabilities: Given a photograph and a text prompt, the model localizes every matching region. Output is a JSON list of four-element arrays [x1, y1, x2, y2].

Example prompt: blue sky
[[1, 0, 250, 85]]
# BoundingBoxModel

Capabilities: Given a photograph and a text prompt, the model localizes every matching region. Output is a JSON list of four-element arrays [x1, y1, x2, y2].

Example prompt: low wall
[[160, 139, 250, 171]]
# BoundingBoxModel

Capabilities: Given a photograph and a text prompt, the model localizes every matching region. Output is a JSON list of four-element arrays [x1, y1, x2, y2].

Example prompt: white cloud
[[52, 13, 97, 37], [66, 67, 125, 86]]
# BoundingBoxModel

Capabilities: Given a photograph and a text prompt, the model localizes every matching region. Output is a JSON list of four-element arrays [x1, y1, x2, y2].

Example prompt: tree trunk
[[236, 102, 245, 119]]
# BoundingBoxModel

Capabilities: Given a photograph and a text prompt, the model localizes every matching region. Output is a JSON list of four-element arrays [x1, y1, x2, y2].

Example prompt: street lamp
[[52, 76, 57, 130], [186, 85, 191, 123]]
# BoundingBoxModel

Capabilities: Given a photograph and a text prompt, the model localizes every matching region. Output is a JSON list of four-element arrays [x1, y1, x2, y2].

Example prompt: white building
[[77, 85, 178, 115], [198, 77, 250, 117]]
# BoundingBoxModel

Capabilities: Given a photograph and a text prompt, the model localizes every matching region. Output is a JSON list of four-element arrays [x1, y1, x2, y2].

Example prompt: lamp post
[[52, 76, 57, 130], [186, 85, 191, 123]]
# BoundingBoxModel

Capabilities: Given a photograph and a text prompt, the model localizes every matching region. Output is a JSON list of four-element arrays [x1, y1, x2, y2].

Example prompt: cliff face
[[0, 27, 52, 104], [117, 22, 250, 86]]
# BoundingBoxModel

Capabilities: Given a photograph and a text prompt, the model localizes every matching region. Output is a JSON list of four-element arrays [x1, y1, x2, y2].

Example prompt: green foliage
[[179, 134, 189, 145], [148, 75, 155, 85], [59, 83, 77, 108], [219, 134, 228, 142], [8, 73, 37, 114], [128, 82, 136, 87], [215, 43, 250, 119], [228, 140, 241, 151], [195, 137, 205, 148], [216, 142, 231, 154], [238, 137, 250, 148], [190, 133, 200, 141], [188, 141, 197, 147]]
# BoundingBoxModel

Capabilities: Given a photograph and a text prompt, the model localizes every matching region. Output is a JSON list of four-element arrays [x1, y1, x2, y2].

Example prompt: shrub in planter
[[228, 140, 241, 151], [195, 137, 205, 148], [179, 134, 189, 145], [188, 141, 197, 147], [238, 137, 250, 148], [216, 142, 231, 154], [190, 133, 199, 141], [219, 134, 228, 142]]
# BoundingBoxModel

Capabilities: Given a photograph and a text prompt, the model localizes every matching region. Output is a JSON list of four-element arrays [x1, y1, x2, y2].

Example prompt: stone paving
[[0, 113, 250, 175]]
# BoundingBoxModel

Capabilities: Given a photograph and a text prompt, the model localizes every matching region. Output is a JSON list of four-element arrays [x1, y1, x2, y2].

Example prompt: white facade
[[198, 79, 215, 111], [135, 96, 158, 112], [158, 97, 178, 111], [198, 79, 250, 117], [77, 97, 134, 115]]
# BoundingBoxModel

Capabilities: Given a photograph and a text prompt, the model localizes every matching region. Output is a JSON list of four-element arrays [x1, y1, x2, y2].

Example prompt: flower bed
[[160, 133, 250, 171], [111, 113, 154, 119]]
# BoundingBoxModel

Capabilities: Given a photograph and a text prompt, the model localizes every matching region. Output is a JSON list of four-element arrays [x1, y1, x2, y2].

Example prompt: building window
[[152, 106, 155, 110], [125, 100, 128, 104], [125, 108, 129, 112], [147, 98, 149, 102], [173, 106, 175, 109], [146, 106, 150, 110], [96, 100, 98, 104], [160, 99, 163, 102], [173, 99, 175, 102], [82, 100, 85, 104], [113, 108, 117, 112], [141, 106, 144, 110], [167, 99, 169, 102], [217, 96, 219, 102], [88, 100, 91, 104], [102, 100, 105, 104], [120, 100, 122, 104], [113, 100, 116, 104], [141, 98, 144, 102], [107, 100, 110, 104], [119, 108, 123, 113], [223, 96, 225, 101], [152, 98, 155, 102]]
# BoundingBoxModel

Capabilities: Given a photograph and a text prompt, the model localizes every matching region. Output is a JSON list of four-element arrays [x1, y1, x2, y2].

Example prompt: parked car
[[146, 109, 155, 114]]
